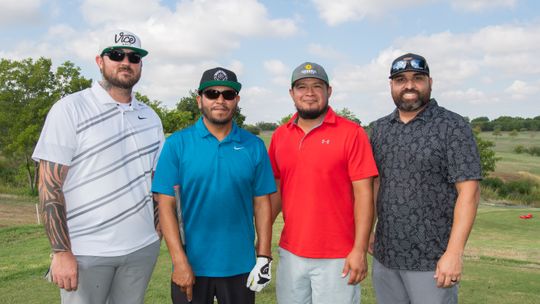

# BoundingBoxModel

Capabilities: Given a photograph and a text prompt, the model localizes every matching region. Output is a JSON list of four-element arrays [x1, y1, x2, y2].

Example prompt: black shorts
[[171, 273, 255, 304]]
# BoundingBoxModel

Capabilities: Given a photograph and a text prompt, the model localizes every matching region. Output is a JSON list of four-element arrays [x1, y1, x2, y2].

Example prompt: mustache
[[117, 66, 133, 73], [401, 89, 420, 95]]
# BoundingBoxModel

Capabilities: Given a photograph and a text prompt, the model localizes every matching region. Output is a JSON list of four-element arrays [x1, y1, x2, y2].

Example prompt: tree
[[0, 58, 91, 193], [335, 107, 361, 125], [136, 93, 192, 134], [255, 121, 278, 131], [278, 114, 293, 125], [474, 132, 499, 177]]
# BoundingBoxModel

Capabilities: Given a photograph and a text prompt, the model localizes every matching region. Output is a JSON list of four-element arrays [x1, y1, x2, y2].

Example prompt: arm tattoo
[[38, 161, 71, 252]]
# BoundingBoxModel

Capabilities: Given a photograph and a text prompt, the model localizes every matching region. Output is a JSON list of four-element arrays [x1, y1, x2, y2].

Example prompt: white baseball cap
[[99, 29, 148, 57]]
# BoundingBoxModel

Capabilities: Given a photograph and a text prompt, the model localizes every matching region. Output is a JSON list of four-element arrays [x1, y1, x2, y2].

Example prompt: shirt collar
[[91, 80, 143, 110], [286, 106, 337, 129], [390, 99, 438, 123], [195, 117, 241, 143]]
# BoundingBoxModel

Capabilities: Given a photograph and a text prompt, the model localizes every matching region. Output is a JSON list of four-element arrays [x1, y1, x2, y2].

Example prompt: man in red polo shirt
[[269, 62, 378, 304]]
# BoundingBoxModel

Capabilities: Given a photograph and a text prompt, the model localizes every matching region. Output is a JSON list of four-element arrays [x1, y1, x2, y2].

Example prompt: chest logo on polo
[[234, 146, 245, 150], [321, 139, 330, 144]]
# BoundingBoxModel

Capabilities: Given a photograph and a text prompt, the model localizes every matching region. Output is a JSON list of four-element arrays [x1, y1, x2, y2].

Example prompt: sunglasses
[[201, 89, 238, 100], [102, 49, 142, 64], [391, 58, 427, 73]]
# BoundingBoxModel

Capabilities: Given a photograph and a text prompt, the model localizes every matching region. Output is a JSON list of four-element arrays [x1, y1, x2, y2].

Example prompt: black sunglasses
[[201, 89, 238, 100], [391, 58, 428, 73], [102, 49, 142, 64]]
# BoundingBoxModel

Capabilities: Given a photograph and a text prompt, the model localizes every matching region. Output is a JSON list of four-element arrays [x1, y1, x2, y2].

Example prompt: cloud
[[308, 44, 346, 61], [326, 21, 540, 123], [0, 0, 42, 26], [264, 60, 289, 86], [81, 0, 166, 25], [451, 0, 517, 12], [505, 80, 540, 100], [440, 88, 491, 104], [311, 0, 433, 26], [79, 0, 297, 62]]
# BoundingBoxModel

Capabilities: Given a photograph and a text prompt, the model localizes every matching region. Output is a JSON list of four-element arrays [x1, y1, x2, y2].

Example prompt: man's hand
[[434, 251, 462, 288], [246, 256, 272, 292], [51, 251, 78, 291], [342, 248, 368, 285], [172, 261, 195, 301]]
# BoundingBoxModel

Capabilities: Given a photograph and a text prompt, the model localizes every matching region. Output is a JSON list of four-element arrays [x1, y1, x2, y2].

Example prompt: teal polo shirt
[[152, 118, 276, 277]]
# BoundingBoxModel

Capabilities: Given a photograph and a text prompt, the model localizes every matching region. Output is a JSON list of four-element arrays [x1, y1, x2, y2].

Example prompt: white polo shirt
[[33, 81, 164, 256]]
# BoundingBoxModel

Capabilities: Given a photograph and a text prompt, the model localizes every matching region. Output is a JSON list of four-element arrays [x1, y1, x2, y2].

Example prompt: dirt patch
[[0, 195, 40, 227]]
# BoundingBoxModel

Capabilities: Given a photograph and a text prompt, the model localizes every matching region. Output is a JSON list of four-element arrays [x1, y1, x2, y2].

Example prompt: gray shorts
[[276, 247, 360, 304], [372, 257, 458, 304], [60, 240, 160, 304]]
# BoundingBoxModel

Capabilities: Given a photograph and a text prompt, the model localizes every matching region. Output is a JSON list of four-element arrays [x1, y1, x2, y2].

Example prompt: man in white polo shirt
[[33, 29, 164, 304]]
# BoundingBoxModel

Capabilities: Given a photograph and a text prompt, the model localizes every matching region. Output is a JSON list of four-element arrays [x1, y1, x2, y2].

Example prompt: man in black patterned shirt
[[369, 53, 482, 304]]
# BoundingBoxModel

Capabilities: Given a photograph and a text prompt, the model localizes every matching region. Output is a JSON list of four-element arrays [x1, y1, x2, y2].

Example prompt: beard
[[101, 64, 141, 90], [201, 103, 237, 125], [392, 88, 430, 112], [296, 102, 329, 120]]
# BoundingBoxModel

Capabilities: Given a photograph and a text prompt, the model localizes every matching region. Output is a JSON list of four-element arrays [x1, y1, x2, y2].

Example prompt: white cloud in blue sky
[[0, 0, 538, 124]]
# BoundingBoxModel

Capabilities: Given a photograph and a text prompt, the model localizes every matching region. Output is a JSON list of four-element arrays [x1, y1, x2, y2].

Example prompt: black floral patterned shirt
[[370, 99, 482, 270]]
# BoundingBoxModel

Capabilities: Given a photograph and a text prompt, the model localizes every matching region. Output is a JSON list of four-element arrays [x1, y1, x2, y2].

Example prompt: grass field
[[479, 131, 540, 177], [0, 199, 539, 303]]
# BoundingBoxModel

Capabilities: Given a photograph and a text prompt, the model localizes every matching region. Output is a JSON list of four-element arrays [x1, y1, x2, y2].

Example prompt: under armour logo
[[321, 139, 330, 144]]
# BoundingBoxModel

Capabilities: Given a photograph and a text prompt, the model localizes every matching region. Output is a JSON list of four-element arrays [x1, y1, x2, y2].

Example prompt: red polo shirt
[[269, 107, 378, 258]]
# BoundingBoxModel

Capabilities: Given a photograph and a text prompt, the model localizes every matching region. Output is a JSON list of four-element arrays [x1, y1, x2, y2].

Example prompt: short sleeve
[[151, 136, 181, 196], [253, 140, 277, 196], [32, 100, 78, 165], [347, 127, 379, 181], [268, 131, 280, 179], [446, 119, 482, 183]]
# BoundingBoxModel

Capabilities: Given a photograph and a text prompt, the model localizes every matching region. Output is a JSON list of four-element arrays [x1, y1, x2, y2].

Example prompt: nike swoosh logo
[[233, 146, 244, 150], [138, 116, 147, 120]]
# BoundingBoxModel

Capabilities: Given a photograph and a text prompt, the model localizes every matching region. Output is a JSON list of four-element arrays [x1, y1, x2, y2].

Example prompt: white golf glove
[[246, 256, 272, 292]]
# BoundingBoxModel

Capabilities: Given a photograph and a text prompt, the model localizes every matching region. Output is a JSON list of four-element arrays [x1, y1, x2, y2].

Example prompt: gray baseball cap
[[291, 62, 329, 87]]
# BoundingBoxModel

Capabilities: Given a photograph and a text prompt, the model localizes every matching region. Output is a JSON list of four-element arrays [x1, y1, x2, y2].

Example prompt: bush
[[528, 146, 540, 156], [513, 145, 540, 156], [514, 145, 526, 154], [243, 124, 260, 135], [481, 176, 540, 206], [481, 177, 504, 189], [499, 179, 536, 196]]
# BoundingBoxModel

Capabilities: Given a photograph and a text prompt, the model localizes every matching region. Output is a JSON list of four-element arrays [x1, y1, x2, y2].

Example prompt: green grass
[[1, 206, 539, 303], [479, 131, 540, 177]]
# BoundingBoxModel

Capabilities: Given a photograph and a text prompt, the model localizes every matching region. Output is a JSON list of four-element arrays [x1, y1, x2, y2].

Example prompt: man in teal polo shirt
[[152, 67, 275, 304]]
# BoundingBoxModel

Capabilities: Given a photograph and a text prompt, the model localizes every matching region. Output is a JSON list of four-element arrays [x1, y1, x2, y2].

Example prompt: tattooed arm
[[38, 160, 78, 291]]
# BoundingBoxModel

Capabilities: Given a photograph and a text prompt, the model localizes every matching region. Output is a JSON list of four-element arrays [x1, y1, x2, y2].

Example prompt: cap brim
[[291, 75, 329, 87], [389, 70, 429, 79], [102, 46, 148, 57], [199, 80, 242, 92]]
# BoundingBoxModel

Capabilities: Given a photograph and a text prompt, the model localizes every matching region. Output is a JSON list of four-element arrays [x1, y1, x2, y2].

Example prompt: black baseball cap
[[389, 53, 430, 78], [198, 67, 242, 93]]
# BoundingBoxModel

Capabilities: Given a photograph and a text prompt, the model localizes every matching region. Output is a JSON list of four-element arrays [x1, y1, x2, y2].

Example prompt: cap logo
[[213, 70, 228, 81], [305, 64, 312, 70], [114, 32, 137, 46]]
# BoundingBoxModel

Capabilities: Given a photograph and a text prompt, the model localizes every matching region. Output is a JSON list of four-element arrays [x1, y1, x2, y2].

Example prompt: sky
[[0, 0, 539, 124]]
